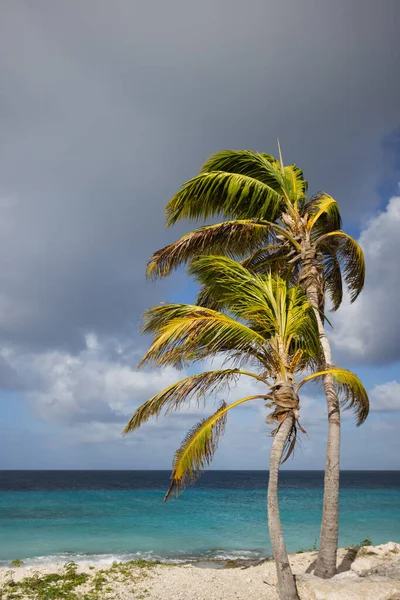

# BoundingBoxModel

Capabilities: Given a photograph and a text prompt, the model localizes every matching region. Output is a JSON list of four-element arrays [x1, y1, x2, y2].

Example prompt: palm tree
[[124, 256, 368, 600], [145, 150, 365, 578]]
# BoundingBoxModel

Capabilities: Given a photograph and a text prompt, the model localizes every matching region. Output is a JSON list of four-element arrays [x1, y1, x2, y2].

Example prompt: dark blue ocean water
[[0, 470, 399, 565]]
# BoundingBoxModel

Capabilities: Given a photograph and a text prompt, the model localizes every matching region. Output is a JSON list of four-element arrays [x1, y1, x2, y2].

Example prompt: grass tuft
[[0, 559, 159, 600]]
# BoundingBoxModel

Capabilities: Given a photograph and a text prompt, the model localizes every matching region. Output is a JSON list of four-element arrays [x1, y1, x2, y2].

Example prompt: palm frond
[[316, 231, 365, 302], [199, 149, 281, 186], [199, 150, 307, 207], [189, 256, 321, 362], [146, 220, 274, 279], [297, 367, 369, 426], [189, 256, 280, 333], [281, 418, 298, 464], [139, 304, 269, 369], [197, 245, 295, 310], [307, 193, 342, 233], [123, 368, 265, 434], [165, 171, 284, 226], [283, 164, 308, 205], [195, 284, 226, 311], [165, 395, 264, 500], [241, 245, 289, 272], [321, 250, 343, 311], [284, 286, 321, 358]]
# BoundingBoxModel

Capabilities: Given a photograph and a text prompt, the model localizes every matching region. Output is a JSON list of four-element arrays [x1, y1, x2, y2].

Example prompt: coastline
[[1, 542, 399, 599]]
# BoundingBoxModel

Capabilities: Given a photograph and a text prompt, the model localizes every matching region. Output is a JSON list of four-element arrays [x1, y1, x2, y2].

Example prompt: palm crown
[[124, 256, 368, 500], [147, 149, 365, 313]]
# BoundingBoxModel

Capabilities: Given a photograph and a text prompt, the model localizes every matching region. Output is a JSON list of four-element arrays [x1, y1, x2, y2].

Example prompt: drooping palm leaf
[[321, 249, 343, 311], [307, 193, 342, 233], [165, 171, 285, 226], [139, 304, 270, 369], [283, 164, 308, 206], [189, 256, 321, 362], [199, 150, 307, 206], [146, 220, 274, 279], [297, 367, 369, 426], [316, 232, 365, 302], [241, 244, 290, 273], [164, 395, 264, 501], [284, 285, 321, 357], [123, 368, 265, 434], [199, 150, 281, 185]]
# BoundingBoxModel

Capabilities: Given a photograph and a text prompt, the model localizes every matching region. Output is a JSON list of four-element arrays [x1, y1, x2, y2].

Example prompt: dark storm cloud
[[0, 0, 399, 352]]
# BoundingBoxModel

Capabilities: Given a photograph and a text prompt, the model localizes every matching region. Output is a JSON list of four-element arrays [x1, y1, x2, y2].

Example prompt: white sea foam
[[0, 548, 267, 568]]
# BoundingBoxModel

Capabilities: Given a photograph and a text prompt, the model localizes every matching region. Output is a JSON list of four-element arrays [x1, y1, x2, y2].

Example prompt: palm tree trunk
[[268, 413, 300, 600], [299, 249, 340, 579], [313, 308, 340, 579]]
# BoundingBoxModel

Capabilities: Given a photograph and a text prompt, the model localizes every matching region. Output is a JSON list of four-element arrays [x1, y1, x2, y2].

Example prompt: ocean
[[0, 470, 399, 566]]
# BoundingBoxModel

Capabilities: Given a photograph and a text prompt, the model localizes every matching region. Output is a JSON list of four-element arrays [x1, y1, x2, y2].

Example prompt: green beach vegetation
[[0, 560, 159, 600]]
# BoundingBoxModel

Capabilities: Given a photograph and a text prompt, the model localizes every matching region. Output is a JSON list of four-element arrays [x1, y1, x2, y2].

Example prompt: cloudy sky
[[1, 0, 399, 470]]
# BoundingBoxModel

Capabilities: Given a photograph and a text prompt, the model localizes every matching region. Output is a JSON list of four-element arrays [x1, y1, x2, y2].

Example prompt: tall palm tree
[[124, 257, 368, 600], [145, 150, 365, 578]]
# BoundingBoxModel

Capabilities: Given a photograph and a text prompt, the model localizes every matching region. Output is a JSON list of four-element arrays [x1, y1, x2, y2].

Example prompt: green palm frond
[[241, 245, 290, 273], [297, 367, 369, 426], [195, 283, 226, 311], [284, 286, 321, 357], [307, 193, 342, 233], [316, 232, 365, 302], [321, 250, 343, 311], [199, 149, 281, 185], [123, 368, 265, 434], [283, 164, 308, 205], [146, 220, 274, 280], [165, 171, 284, 226], [139, 304, 269, 369], [199, 150, 307, 206], [164, 395, 264, 501], [189, 256, 321, 361]]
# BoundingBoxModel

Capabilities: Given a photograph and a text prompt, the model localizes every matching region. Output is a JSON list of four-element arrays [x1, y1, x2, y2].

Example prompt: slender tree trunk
[[299, 248, 340, 578], [313, 308, 340, 579], [268, 413, 300, 600]]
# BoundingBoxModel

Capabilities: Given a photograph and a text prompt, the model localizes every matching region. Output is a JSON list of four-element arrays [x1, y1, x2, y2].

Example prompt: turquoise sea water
[[1, 471, 399, 565]]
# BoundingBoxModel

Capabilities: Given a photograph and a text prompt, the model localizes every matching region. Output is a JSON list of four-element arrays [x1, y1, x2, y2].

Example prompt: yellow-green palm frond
[[321, 250, 343, 311], [316, 231, 365, 302], [140, 304, 269, 369], [297, 367, 369, 426], [164, 395, 264, 500], [284, 285, 321, 358], [165, 171, 284, 226], [195, 283, 226, 312], [189, 256, 321, 363], [241, 245, 291, 274], [146, 220, 274, 280], [189, 256, 279, 331], [307, 192, 342, 234], [199, 150, 307, 206], [283, 164, 308, 205], [199, 149, 281, 185], [123, 368, 265, 434]]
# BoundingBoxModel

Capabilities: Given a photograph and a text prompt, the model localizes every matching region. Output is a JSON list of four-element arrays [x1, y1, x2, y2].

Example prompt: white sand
[[1, 542, 400, 599]]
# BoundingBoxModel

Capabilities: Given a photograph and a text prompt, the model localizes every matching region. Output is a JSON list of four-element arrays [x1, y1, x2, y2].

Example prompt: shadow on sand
[[305, 545, 360, 575]]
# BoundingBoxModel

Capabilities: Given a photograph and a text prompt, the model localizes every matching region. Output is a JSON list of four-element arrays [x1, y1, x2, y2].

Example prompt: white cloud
[[331, 193, 400, 364], [370, 380, 400, 412], [0, 334, 180, 427], [0, 335, 270, 445]]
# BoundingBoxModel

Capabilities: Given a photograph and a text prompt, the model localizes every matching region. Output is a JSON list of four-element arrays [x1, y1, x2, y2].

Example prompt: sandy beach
[[1, 542, 400, 600]]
